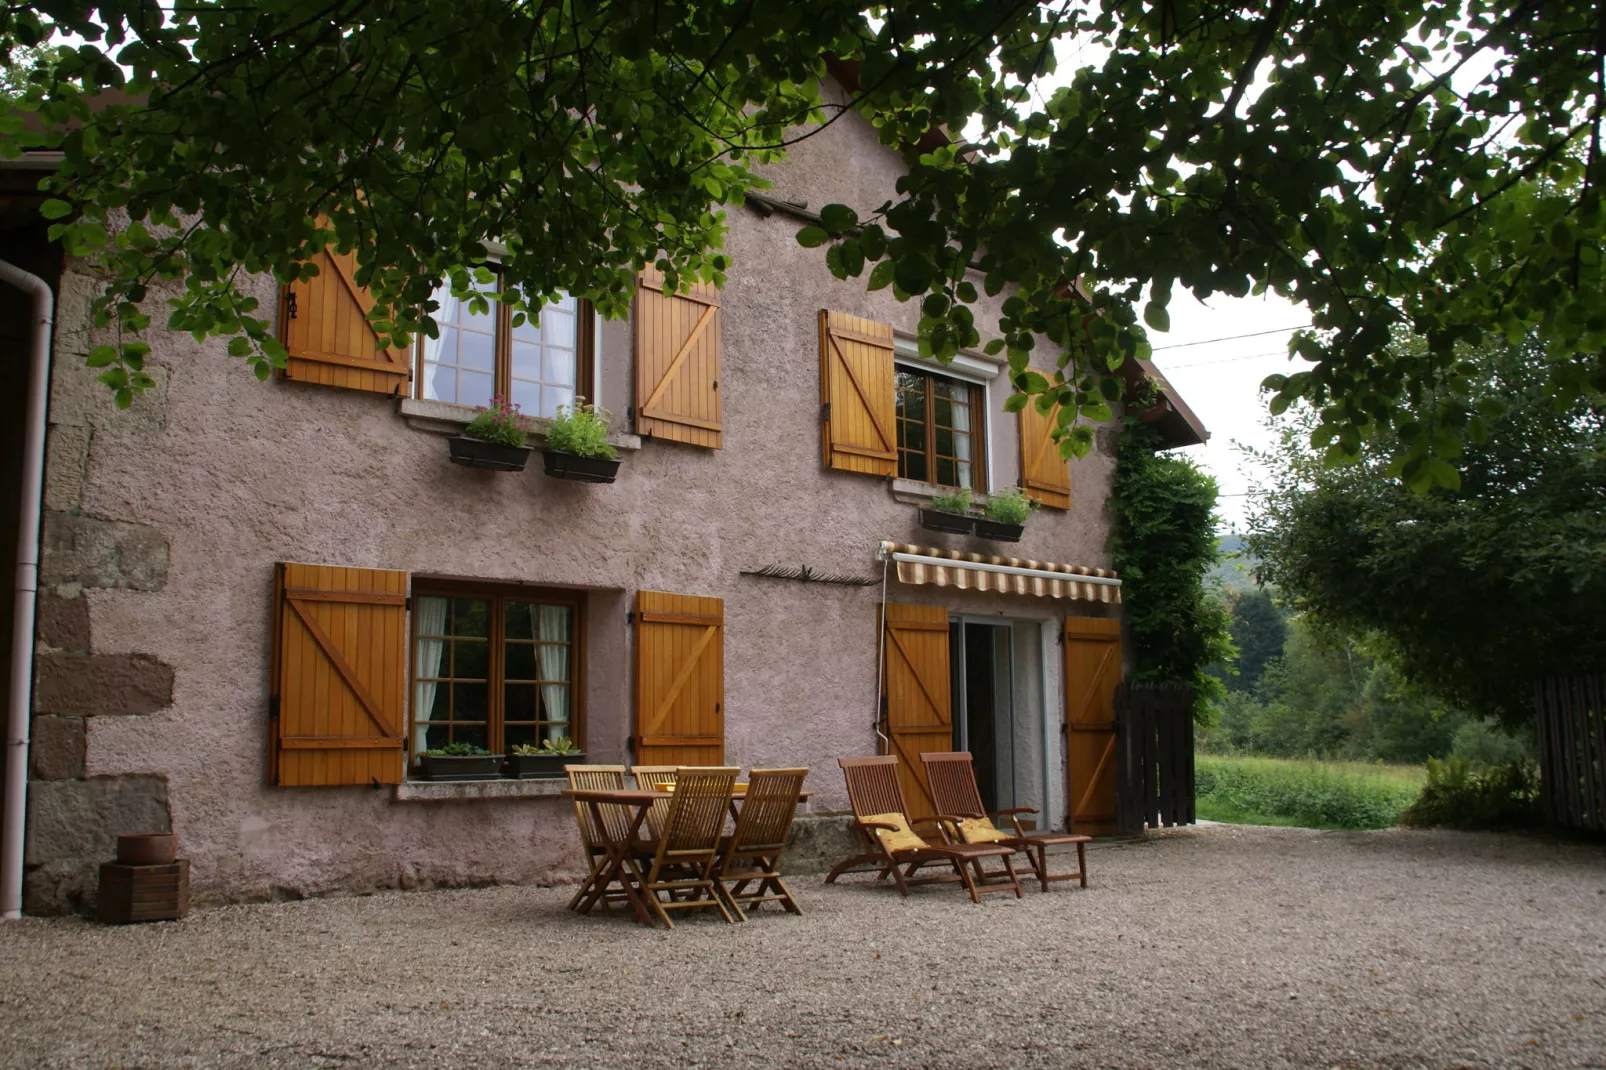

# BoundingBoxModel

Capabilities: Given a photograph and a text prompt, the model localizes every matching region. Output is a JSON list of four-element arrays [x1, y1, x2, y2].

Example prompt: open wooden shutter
[[819, 310, 898, 476], [881, 602, 951, 821], [1064, 616, 1122, 834], [281, 234, 411, 395], [1019, 397, 1072, 509], [634, 268, 723, 447], [634, 591, 724, 765], [270, 563, 407, 787]]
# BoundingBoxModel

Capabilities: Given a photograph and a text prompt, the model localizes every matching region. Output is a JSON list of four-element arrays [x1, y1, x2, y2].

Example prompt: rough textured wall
[[24, 101, 1119, 914]]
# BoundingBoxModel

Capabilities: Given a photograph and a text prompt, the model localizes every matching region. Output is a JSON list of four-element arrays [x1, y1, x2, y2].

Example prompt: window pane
[[509, 378, 541, 416], [459, 327, 494, 370], [510, 340, 540, 380], [422, 723, 451, 751], [544, 345, 576, 388], [421, 280, 498, 406], [504, 642, 537, 681], [453, 638, 489, 681], [452, 723, 489, 751], [459, 370, 493, 409], [538, 684, 571, 725], [542, 386, 574, 420], [504, 602, 534, 640], [453, 682, 489, 720], [935, 426, 955, 459], [451, 598, 490, 638], [504, 682, 537, 721], [900, 452, 927, 483], [504, 722, 537, 752], [543, 308, 576, 350], [933, 395, 952, 428]]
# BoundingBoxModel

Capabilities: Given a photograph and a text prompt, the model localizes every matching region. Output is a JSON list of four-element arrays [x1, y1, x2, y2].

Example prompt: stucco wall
[[24, 100, 1120, 913]]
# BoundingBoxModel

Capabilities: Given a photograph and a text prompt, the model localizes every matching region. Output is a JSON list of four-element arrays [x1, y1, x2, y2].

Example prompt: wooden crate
[[97, 859, 189, 924]]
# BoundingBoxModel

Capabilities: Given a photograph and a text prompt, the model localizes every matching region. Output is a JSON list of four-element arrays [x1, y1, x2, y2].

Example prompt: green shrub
[[546, 398, 616, 459], [421, 742, 493, 757], [986, 486, 1037, 525], [929, 487, 973, 514], [1449, 719, 1536, 766], [1195, 754, 1422, 829], [1398, 757, 1540, 829], [462, 396, 532, 447]]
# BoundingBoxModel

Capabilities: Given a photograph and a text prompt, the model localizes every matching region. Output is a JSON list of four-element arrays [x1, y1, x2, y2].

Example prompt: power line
[[1149, 324, 1310, 352], [1159, 348, 1292, 370]]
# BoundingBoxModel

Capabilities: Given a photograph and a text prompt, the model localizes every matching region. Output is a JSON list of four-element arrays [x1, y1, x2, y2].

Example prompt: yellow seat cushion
[[957, 816, 1012, 845], [861, 812, 928, 853]]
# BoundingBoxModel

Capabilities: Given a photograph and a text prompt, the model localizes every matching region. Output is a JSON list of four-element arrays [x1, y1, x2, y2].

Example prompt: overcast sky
[[1143, 292, 1310, 534]]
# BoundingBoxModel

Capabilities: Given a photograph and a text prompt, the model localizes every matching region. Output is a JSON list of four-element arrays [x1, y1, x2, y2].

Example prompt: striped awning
[[879, 542, 1122, 603]]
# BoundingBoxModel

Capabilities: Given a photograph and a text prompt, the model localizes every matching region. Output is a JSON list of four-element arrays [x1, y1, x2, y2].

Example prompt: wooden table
[[561, 786, 813, 926]]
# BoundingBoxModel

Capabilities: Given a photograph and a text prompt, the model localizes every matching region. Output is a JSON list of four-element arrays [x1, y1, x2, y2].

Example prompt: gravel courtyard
[[1, 824, 1604, 1069]]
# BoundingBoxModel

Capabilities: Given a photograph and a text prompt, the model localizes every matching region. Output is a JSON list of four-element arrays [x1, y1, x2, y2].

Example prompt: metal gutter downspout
[[0, 259, 53, 920]]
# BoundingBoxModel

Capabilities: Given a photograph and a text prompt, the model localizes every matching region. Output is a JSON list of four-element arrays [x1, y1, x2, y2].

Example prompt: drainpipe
[[0, 259, 53, 920]]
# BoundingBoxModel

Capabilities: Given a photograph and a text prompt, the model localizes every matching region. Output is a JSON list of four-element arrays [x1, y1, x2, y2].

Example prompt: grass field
[[1195, 754, 1426, 830]]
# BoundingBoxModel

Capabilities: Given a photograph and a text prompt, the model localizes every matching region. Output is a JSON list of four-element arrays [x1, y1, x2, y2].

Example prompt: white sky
[[1145, 293, 1309, 533]]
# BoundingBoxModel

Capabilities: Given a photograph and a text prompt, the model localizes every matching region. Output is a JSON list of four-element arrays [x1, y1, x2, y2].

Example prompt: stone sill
[[397, 397, 643, 453], [393, 778, 568, 802], [889, 478, 1002, 507]]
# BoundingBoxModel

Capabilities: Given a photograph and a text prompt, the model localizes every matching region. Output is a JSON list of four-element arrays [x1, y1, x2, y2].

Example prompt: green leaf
[[866, 259, 896, 291], [1003, 392, 1029, 413], [796, 226, 830, 248], [819, 203, 858, 233], [1142, 302, 1170, 332], [39, 198, 74, 220]]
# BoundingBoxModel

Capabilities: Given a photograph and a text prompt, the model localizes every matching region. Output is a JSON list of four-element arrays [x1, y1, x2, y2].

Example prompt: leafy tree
[[1225, 589, 1287, 695], [1246, 335, 1606, 727], [2, 1, 1603, 470], [1110, 424, 1234, 720]]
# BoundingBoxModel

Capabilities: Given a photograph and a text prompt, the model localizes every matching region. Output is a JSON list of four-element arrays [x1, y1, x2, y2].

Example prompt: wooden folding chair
[[631, 766, 739, 928], [920, 751, 1091, 891], [715, 767, 808, 920], [825, 756, 1020, 903], [630, 765, 681, 839], [564, 764, 633, 911]]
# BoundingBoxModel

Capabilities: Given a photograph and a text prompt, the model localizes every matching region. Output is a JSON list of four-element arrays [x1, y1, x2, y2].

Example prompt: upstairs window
[[895, 366, 987, 491], [418, 273, 593, 417]]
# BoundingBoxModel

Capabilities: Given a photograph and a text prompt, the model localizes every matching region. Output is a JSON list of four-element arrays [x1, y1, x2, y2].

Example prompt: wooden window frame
[[894, 364, 988, 493], [413, 269, 595, 408], [408, 580, 586, 762]]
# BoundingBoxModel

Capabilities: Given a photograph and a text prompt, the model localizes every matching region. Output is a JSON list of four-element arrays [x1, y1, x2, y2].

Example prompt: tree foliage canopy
[[3, 0, 1604, 474], [1246, 335, 1606, 726]]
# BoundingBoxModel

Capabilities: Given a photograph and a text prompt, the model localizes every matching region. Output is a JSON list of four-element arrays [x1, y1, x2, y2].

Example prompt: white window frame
[[892, 335, 1001, 494]]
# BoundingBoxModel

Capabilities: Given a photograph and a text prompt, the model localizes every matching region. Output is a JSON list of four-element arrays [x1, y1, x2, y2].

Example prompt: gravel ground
[[2, 824, 1605, 1069]]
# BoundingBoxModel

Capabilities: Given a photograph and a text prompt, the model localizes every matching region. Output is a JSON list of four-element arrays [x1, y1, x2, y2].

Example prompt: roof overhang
[[878, 542, 1121, 604], [1116, 357, 1210, 449]]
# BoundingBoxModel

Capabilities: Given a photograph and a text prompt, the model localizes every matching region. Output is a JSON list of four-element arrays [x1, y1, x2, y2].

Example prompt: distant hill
[[1211, 534, 1259, 593]]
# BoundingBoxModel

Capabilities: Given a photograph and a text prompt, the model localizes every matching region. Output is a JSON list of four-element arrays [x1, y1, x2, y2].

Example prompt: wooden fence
[[1114, 683, 1196, 834], [1535, 674, 1606, 832]]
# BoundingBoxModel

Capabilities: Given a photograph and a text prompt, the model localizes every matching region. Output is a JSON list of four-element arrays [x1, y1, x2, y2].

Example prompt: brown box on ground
[[97, 860, 189, 924]]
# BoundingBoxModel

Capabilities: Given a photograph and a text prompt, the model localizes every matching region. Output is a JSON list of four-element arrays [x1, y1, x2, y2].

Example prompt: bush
[[1195, 755, 1422, 829], [546, 398, 616, 459], [1449, 719, 1536, 766], [985, 486, 1036, 525], [462, 396, 532, 447], [929, 486, 973, 514], [1398, 757, 1540, 829], [421, 742, 492, 757]]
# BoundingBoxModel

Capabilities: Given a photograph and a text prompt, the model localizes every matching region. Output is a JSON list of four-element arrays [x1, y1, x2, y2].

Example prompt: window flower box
[[919, 508, 976, 535], [974, 518, 1025, 542], [416, 753, 505, 781], [542, 450, 620, 483], [505, 751, 586, 779], [448, 435, 533, 471]]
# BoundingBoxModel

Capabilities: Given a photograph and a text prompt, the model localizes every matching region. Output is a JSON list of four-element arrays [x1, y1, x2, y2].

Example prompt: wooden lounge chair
[[630, 765, 681, 839], [825, 756, 1020, 903], [715, 767, 808, 920], [630, 766, 739, 928], [919, 750, 1091, 891], [564, 764, 633, 911]]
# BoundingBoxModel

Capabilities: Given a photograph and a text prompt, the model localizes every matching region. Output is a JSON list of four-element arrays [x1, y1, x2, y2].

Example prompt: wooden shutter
[[634, 268, 723, 447], [1064, 616, 1122, 835], [1019, 397, 1072, 509], [281, 237, 410, 395], [270, 563, 408, 787], [881, 602, 951, 821], [819, 310, 898, 476], [634, 591, 724, 765]]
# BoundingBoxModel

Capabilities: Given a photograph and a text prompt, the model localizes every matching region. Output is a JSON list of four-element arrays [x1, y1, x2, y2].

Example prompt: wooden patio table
[[561, 786, 812, 926]]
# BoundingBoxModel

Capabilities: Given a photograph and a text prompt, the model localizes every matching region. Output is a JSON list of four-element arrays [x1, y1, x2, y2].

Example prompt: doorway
[[948, 617, 1049, 821]]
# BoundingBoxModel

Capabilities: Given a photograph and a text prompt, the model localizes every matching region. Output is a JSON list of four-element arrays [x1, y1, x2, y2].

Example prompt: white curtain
[[534, 604, 571, 742], [413, 597, 449, 753]]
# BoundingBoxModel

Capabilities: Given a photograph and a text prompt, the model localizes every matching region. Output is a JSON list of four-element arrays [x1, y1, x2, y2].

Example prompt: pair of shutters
[[818, 310, 1071, 506], [268, 566, 726, 785], [878, 603, 1122, 832]]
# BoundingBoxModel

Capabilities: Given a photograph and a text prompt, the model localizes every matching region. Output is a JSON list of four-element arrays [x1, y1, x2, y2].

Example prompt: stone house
[[0, 83, 1205, 915]]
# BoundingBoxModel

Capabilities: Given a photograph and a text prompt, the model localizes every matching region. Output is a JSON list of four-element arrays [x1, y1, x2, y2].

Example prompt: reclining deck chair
[[919, 751, 1090, 890], [630, 766, 739, 928], [715, 767, 809, 920], [563, 764, 634, 912], [826, 756, 1020, 903]]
